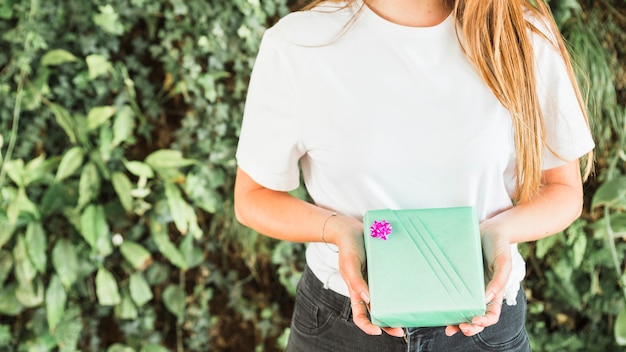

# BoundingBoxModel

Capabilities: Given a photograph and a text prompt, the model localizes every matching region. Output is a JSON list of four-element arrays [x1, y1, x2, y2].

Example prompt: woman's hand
[[445, 222, 512, 337], [331, 215, 405, 338]]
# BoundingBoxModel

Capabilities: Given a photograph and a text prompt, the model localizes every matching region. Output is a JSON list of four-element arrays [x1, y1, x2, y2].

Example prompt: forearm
[[481, 164, 584, 244], [233, 168, 361, 245]]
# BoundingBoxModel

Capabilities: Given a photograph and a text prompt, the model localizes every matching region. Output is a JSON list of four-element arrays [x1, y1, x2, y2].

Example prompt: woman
[[234, 0, 594, 350]]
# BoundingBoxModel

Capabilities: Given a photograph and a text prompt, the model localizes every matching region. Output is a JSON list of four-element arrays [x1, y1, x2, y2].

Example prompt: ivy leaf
[[41, 49, 78, 66], [129, 272, 153, 307], [0, 284, 24, 316], [164, 182, 189, 235], [0, 211, 16, 249], [107, 344, 136, 352], [77, 162, 101, 210], [150, 220, 187, 270], [162, 284, 186, 320], [144, 149, 196, 171], [123, 160, 154, 178], [112, 172, 134, 213], [51, 307, 82, 351], [24, 154, 56, 186], [80, 205, 112, 256], [13, 234, 37, 284], [591, 176, 626, 210], [95, 268, 121, 306], [93, 5, 124, 35], [0, 250, 13, 287], [45, 275, 67, 331], [114, 292, 138, 320], [52, 240, 78, 289], [120, 241, 152, 271], [25, 222, 46, 273], [140, 344, 169, 352], [179, 234, 204, 269], [86, 106, 116, 131], [616, 307, 626, 346], [15, 277, 44, 307], [86, 54, 113, 79], [4, 159, 25, 187], [7, 187, 40, 223], [112, 105, 136, 147], [50, 104, 77, 144], [55, 146, 84, 181]]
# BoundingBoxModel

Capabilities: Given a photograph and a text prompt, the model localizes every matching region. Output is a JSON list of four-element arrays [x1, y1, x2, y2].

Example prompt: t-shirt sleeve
[[532, 25, 595, 170], [235, 29, 304, 191]]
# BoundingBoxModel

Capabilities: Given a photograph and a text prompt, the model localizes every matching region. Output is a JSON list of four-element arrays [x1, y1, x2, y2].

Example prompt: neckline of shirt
[[356, 0, 454, 38]]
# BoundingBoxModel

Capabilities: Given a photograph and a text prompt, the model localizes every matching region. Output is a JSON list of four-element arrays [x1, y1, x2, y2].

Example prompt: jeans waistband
[[301, 265, 353, 321]]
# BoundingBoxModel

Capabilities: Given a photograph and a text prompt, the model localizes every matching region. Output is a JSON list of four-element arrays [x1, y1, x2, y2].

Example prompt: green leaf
[[41, 49, 78, 66], [123, 160, 154, 178], [80, 205, 113, 256], [0, 284, 24, 316], [570, 232, 587, 269], [179, 234, 204, 269], [150, 220, 187, 270], [115, 292, 138, 320], [86, 54, 113, 79], [164, 182, 189, 235], [0, 324, 11, 347], [93, 4, 124, 35], [616, 307, 626, 346], [120, 241, 152, 271], [591, 176, 626, 210], [13, 235, 37, 284], [51, 104, 77, 144], [99, 126, 114, 163], [0, 250, 13, 287], [535, 233, 560, 259], [162, 284, 186, 320], [52, 240, 79, 289], [51, 306, 82, 352], [95, 268, 121, 306], [15, 277, 44, 307], [46, 275, 67, 331], [86, 106, 116, 131], [0, 211, 16, 249], [144, 149, 196, 171], [591, 213, 626, 240], [5, 158, 25, 187], [139, 344, 170, 352], [55, 146, 84, 181], [7, 187, 40, 223], [112, 172, 134, 213], [24, 154, 56, 186], [112, 105, 136, 147], [108, 343, 136, 352], [25, 222, 46, 273], [77, 162, 101, 210], [129, 272, 153, 307]]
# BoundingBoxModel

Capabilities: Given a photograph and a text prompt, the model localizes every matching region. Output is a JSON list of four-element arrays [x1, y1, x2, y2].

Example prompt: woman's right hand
[[330, 214, 405, 338]]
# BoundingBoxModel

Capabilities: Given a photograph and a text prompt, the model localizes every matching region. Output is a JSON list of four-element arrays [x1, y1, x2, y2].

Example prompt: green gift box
[[363, 206, 486, 328]]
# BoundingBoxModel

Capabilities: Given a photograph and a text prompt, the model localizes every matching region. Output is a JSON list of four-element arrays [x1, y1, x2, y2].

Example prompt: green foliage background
[[0, 0, 624, 351]]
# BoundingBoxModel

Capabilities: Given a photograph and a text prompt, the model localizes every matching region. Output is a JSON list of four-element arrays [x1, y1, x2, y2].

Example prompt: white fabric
[[236, 1, 595, 305]]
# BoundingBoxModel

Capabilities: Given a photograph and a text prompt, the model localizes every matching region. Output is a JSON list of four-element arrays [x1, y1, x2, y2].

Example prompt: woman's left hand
[[444, 222, 512, 337]]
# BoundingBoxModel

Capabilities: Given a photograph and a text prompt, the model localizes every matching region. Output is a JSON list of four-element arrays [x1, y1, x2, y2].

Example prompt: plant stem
[[0, 0, 39, 186]]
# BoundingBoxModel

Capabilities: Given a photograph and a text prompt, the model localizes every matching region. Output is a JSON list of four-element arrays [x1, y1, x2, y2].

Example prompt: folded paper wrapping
[[363, 206, 486, 328]]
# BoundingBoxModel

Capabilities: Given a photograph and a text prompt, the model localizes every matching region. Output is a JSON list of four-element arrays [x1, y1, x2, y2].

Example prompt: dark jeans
[[286, 265, 531, 352]]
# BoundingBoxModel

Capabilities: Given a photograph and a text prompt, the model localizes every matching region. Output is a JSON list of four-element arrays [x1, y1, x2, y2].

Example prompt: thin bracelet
[[321, 212, 338, 253]]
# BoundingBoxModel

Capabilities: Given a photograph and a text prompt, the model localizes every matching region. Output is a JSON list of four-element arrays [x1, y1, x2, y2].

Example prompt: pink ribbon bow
[[370, 220, 392, 240]]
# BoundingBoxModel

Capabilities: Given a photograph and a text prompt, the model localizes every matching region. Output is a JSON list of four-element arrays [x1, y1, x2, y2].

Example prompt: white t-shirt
[[236, 1, 595, 304]]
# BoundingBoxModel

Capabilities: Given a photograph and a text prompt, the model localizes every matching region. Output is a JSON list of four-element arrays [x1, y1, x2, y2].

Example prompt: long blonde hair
[[300, 0, 593, 203]]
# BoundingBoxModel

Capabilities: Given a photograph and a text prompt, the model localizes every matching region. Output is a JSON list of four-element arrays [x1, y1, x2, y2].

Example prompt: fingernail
[[360, 291, 370, 304]]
